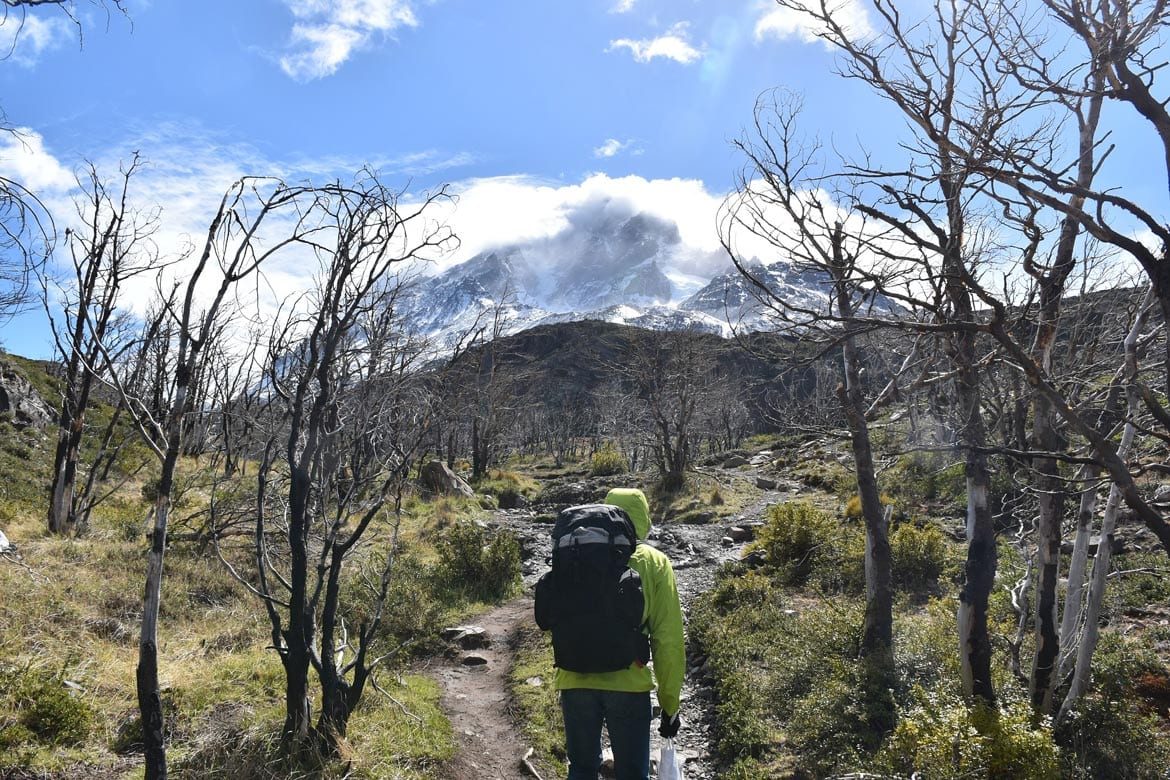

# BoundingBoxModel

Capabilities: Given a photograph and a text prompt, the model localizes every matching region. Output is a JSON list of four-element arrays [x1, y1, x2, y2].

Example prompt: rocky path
[[432, 467, 802, 779]]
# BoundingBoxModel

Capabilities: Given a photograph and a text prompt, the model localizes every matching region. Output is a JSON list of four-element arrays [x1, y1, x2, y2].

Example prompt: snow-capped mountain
[[397, 207, 881, 344]]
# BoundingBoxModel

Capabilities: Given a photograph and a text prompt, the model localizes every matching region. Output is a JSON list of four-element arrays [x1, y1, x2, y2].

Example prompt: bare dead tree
[[95, 175, 320, 780], [1, 0, 128, 54], [241, 172, 454, 759], [43, 156, 159, 535], [720, 89, 900, 721], [763, 0, 1170, 718], [0, 173, 51, 328]]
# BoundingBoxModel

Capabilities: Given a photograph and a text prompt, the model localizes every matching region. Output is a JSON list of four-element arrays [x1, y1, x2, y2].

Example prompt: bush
[[1055, 632, 1170, 779], [0, 665, 95, 747], [791, 460, 853, 494], [589, 443, 629, 477], [887, 453, 966, 505], [474, 469, 540, 509], [435, 521, 521, 601], [692, 570, 874, 770], [891, 522, 950, 589], [748, 501, 841, 586], [843, 492, 893, 519], [877, 695, 1060, 780], [344, 552, 446, 663]]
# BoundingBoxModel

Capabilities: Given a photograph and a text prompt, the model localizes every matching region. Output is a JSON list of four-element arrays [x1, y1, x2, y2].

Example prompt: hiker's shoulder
[[630, 542, 673, 570]]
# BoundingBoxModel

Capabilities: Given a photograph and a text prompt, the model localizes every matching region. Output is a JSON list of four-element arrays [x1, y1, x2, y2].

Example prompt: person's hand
[[658, 710, 681, 738]]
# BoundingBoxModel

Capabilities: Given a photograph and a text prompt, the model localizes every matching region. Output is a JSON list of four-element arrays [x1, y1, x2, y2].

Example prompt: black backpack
[[534, 503, 650, 673]]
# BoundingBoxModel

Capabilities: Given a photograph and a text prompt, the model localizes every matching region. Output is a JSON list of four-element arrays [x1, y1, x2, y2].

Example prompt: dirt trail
[[434, 597, 539, 780], [432, 466, 803, 780]]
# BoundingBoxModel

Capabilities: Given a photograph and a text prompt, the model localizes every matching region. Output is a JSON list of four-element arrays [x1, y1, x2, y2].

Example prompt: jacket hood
[[605, 488, 651, 540]]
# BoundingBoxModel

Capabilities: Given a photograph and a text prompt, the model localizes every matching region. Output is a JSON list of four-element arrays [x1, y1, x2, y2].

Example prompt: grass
[[0, 390, 509, 780], [509, 622, 566, 778]]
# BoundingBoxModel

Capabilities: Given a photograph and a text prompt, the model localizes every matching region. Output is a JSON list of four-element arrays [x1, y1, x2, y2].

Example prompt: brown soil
[[434, 596, 543, 780]]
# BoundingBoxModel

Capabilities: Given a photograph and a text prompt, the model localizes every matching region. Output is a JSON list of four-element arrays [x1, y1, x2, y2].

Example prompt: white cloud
[[435, 173, 728, 276], [593, 138, 639, 158], [608, 22, 704, 65], [610, 0, 637, 12], [0, 13, 71, 67], [15, 125, 734, 330], [754, 0, 875, 47], [0, 128, 75, 193], [279, 0, 419, 81]]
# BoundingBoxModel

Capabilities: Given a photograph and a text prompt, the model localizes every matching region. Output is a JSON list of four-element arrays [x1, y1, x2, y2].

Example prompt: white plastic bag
[[658, 737, 685, 780]]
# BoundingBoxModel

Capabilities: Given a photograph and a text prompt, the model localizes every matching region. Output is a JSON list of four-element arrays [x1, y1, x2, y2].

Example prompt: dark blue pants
[[560, 689, 651, 780]]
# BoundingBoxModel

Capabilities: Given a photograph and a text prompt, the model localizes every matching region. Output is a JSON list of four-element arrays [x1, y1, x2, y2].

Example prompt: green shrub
[[791, 460, 853, 494], [1105, 551, 1170, 615], [1055, 632, 1170, 779], [877, 695, 1060, 780], [887, 453, 966, 505], [843, 492, 893, 519], [893, 598, 963, 693], [589, 443, 629, 477], [435, 521, 521, 601], [692, 570, 872, 770], [0, 665, 95, 747], [748, 501, 841, 586], [891, 522, 950, 589], [474, 469, 540, 509], [343, 551, 446, 663]]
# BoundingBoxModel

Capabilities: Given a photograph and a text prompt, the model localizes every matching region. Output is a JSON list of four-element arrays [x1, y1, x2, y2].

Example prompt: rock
[[683, 511, 716, 525], [1060, 535, 1127, 556], [497, 491, 530, 510], [755, 476, 778, 490], [535, 479, 607, 507], [601, 748, 616, 777], [442, 625, 491, 650], [0, 360, 52, 429], [461, 655, 489, 667], [0, 528, 10, 553], [419, 460, 475, 498], [741, 549, 767, 567], [726, 525, 757, 542], [722, 456, 749, 468], [720, 536, 735, 547], [525, 676, 543, 687]]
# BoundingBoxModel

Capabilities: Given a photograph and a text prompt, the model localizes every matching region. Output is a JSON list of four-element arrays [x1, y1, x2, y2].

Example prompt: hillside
[[2, 305, 1170, 780]]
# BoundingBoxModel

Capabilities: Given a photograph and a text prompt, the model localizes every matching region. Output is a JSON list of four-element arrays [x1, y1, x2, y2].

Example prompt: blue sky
[[1, 0, 880, 193], [0, 0, 896, 358], [0, 0, 1163, 358]]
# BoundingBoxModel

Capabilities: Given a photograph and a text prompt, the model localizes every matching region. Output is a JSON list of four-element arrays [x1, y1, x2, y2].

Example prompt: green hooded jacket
[[553, 488, 686, 716]]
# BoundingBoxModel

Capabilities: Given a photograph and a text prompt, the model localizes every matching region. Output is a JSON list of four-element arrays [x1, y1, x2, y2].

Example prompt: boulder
[[723, 455, 750, 468], [535, 479, 607, 507], [726, 525, 755, 543], [755, 476, 778, 490], [0, 528, 11, 553], [419, 460, 475, 498], [0, 360, 52, 429], [442, 625, 491, 650]]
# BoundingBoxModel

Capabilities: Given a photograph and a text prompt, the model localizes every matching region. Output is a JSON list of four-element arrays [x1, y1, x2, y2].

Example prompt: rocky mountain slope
[[397, 207, 879, 343]]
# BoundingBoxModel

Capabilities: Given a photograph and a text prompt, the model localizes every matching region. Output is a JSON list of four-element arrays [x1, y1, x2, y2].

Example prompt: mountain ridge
[[400, 207, 860, 343]]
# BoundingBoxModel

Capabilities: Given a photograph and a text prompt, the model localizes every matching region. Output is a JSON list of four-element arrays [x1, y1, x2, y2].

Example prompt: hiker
[[538, 487, 685, 780]]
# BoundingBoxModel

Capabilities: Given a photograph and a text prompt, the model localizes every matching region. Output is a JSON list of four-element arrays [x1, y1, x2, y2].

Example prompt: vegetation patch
[[434, 520, 522, 602], [509, 623, 567, 778], [588, 442, 630, 477]]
